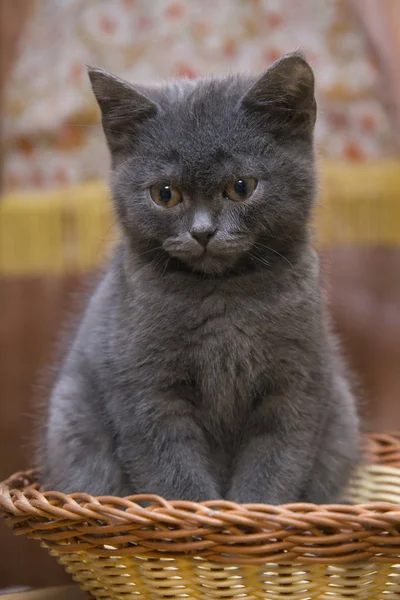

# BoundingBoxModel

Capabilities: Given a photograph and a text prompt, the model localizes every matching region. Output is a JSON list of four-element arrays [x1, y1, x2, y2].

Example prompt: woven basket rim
[[1, 433, 400, 564]]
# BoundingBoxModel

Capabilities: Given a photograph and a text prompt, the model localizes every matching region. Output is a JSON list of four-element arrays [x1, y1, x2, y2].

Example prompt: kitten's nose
[[190, 229, 216, 247]]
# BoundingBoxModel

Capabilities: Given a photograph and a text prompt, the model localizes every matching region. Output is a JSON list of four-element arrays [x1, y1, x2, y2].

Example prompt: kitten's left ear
[[88, 67, 159, 155], [241, 52, 316, 134]]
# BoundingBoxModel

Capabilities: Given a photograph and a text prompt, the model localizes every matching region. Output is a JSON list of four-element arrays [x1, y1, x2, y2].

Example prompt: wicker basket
[[1, 434, 400, 600]]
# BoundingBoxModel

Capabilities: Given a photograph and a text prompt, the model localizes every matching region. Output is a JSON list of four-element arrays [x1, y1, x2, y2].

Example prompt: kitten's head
[[89, 53, 316, 275]]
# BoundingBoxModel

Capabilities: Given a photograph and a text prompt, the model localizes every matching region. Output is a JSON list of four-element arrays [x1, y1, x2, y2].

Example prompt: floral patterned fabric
[[3, 0, 396, 192]]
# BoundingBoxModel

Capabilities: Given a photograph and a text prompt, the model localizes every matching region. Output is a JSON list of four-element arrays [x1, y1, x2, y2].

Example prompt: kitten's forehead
[[140, 75, 258, 168]]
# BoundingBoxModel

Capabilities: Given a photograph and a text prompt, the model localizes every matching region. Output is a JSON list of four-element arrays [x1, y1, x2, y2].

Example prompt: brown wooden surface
[[0, 248, 400, 588], [325, 247, 400, 430], [0, 587, 86, 600], [0, 275, 87, 590]]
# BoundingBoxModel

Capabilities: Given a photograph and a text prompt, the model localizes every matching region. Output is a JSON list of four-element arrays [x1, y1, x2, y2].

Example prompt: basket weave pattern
[[1, 434, 400, 599]]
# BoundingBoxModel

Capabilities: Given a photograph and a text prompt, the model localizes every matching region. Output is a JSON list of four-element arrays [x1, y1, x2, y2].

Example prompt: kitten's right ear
[[88, 67, 158, 155]]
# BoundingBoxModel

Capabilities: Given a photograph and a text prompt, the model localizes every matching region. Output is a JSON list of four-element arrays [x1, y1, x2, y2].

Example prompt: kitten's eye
[[224, 177, 257, 202], [150, 183, 183, 208]]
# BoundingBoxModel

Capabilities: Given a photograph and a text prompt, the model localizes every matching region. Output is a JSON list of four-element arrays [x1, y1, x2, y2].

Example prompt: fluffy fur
[[41, 53, 359, 503]]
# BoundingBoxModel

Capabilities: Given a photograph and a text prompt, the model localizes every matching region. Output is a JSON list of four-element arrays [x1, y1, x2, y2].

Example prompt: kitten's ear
[[88, 67, 158, 154], [241, 52, 316, 134]]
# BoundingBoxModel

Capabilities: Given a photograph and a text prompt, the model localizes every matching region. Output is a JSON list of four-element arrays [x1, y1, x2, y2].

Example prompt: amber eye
[[150, 183, 183, 208], [224, 177, 257, 202]]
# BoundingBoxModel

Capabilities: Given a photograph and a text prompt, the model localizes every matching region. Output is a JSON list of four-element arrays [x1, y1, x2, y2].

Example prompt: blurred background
[[0, 0, 400, 592]]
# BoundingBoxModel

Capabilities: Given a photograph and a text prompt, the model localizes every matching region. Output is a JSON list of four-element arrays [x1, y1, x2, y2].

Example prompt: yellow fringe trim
[[1, 160, 400, 276]]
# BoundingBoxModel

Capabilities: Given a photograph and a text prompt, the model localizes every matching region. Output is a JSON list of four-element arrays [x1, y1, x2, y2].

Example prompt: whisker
[[253, 242, 294, 268], [249, 250, 271, 270], [136, 246, 163, 259], [148, 248, 167, 274], [161, 257, 170, 278]]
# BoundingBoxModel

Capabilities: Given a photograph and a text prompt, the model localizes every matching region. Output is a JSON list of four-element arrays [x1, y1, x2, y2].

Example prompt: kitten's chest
[[186, 295, 270, 419]]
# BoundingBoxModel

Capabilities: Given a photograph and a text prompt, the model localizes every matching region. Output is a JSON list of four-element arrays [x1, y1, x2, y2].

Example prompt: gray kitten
[[41, 53, 359, 503]]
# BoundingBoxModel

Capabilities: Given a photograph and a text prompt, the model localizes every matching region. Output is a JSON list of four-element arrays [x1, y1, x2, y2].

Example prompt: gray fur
[[41, 54, 359, 502]]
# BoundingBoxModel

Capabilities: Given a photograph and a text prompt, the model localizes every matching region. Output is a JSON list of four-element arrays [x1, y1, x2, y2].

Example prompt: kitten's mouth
[[168, 247, 240, 275], [162, 237, 254, 275]]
